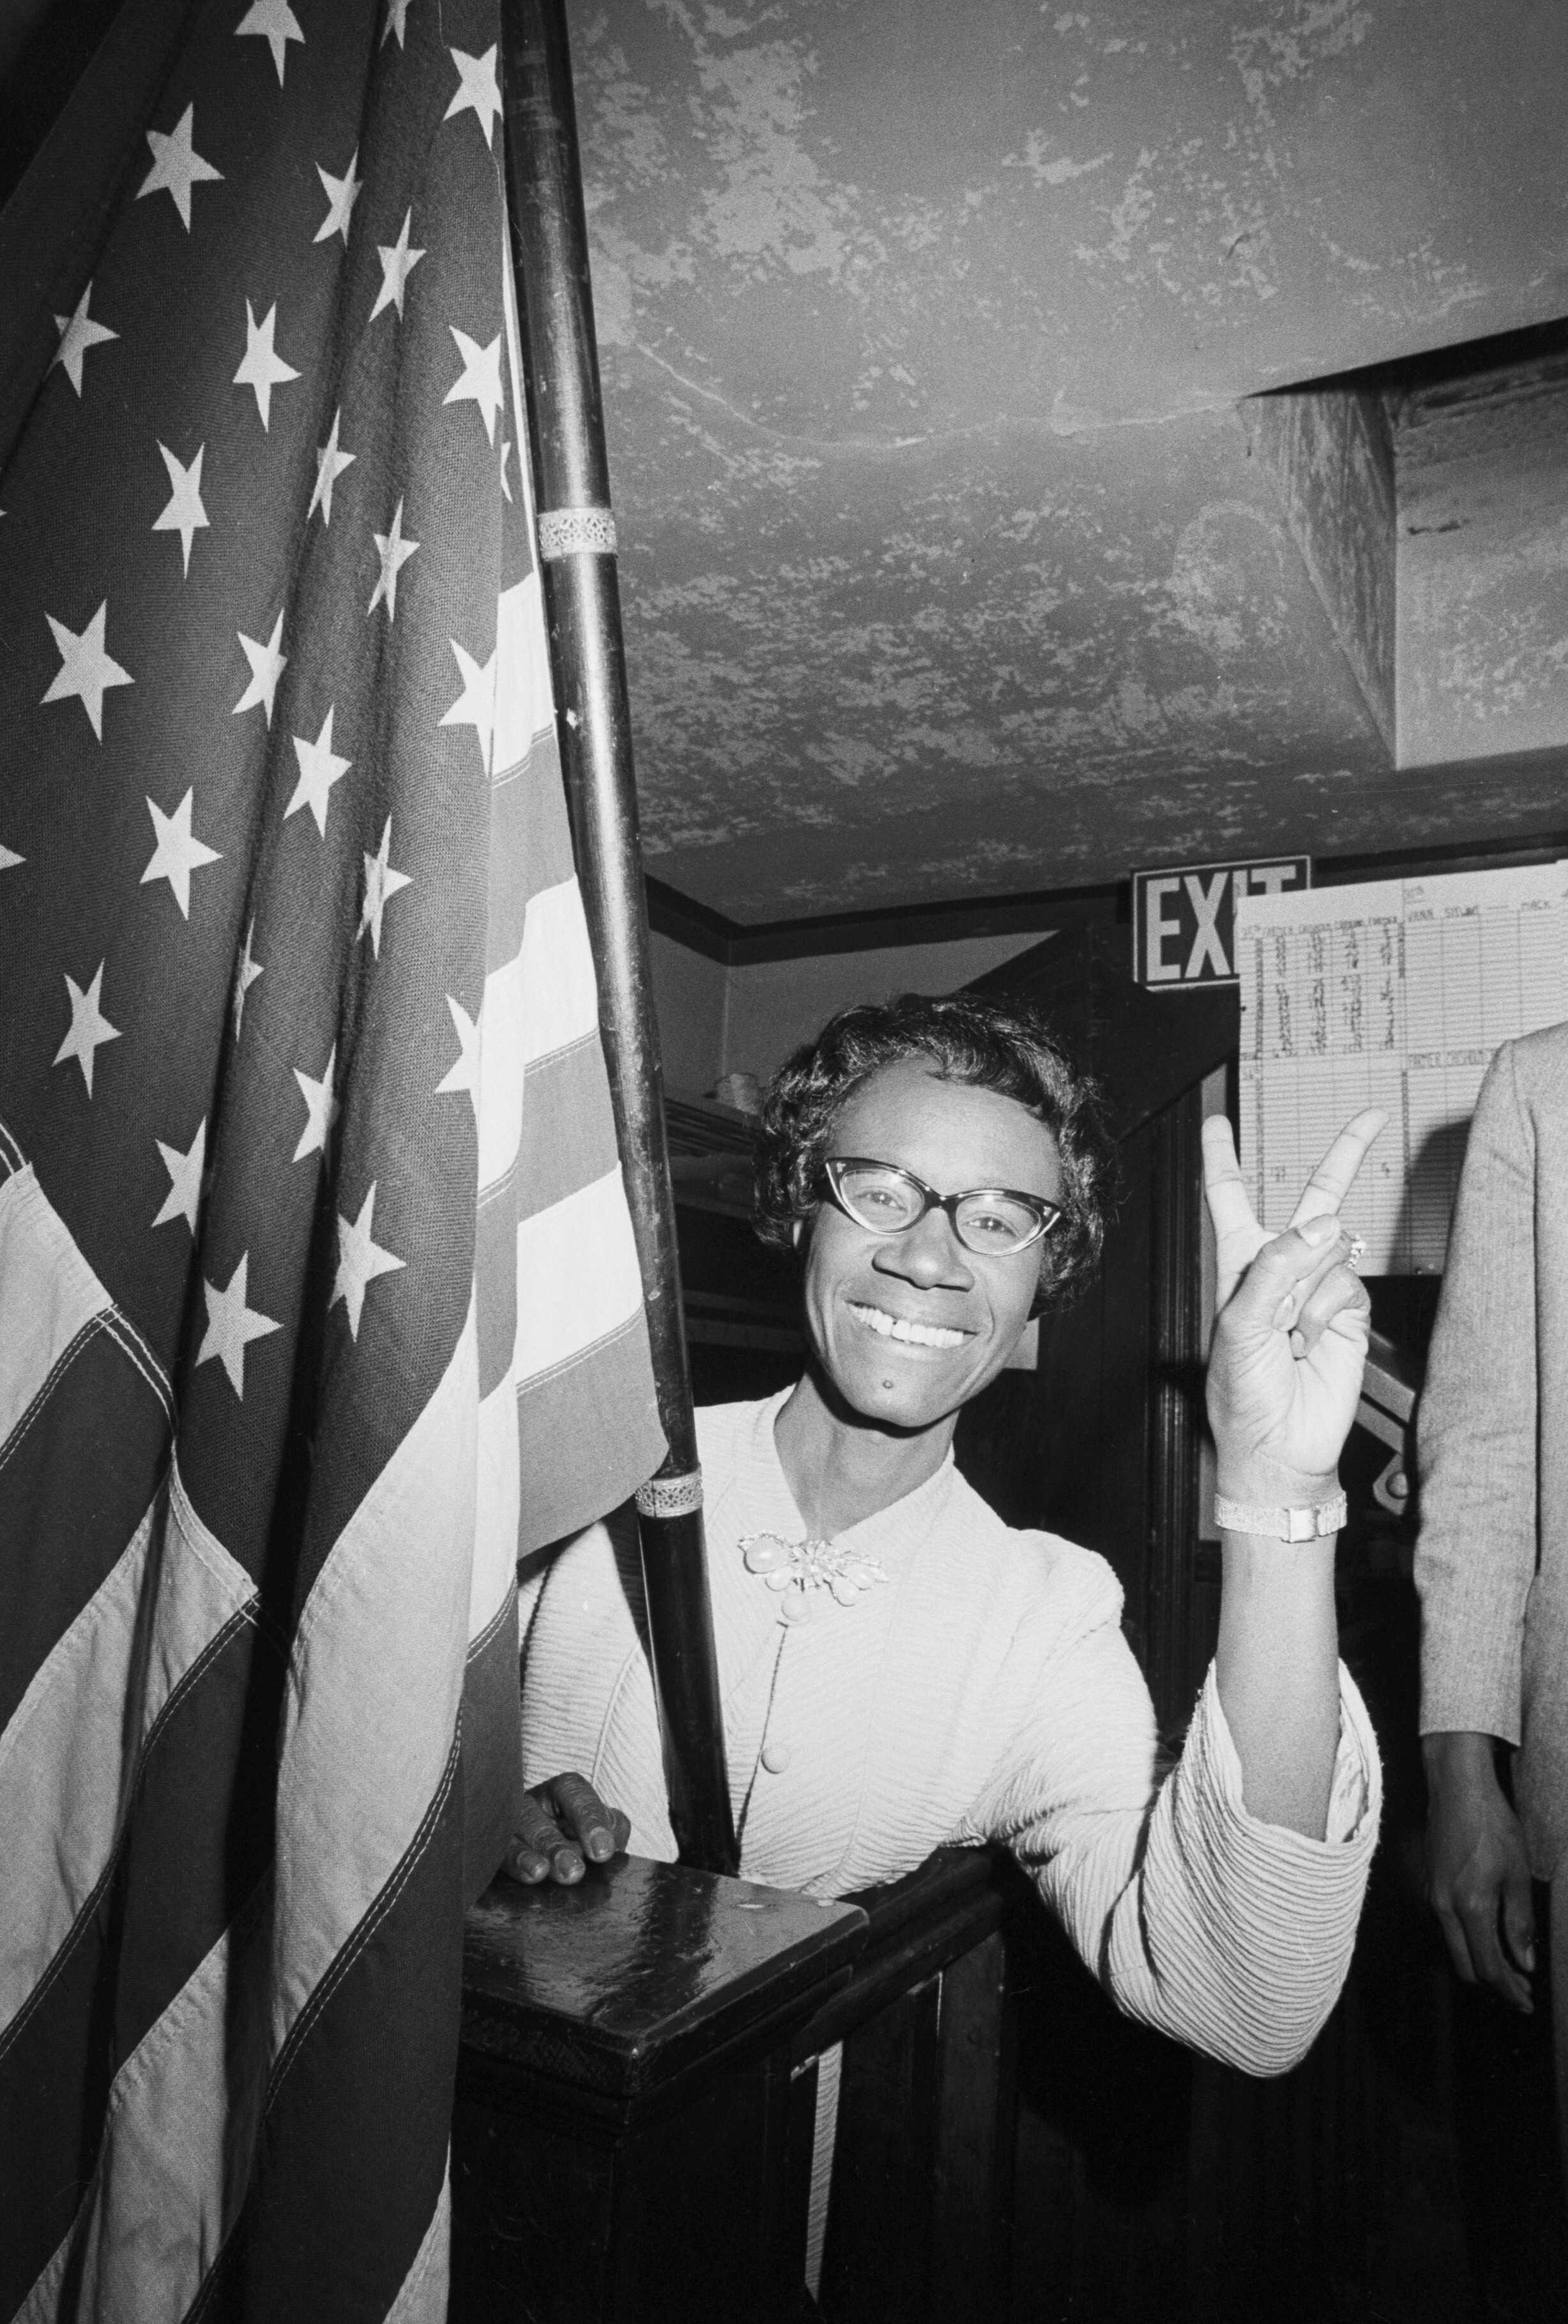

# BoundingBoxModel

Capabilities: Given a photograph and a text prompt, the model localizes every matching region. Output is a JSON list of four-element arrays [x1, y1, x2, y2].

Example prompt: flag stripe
[[386, 2169, 451, 2324], [66, 1896, 269, 2324], [485, 733, 579, 967], [0, 1164, 110, 1443], [188, 1747, 464, 2324], [0, 1616, 275, 2318], [516, 1313, 664, 1556], [269, 1312, 476, 2049], [473, 1040, 625, 1399], [516, 879, 602, 1068], [475, 950, 528, 1192], [476, 876, 610, 1196], [515, 1167, 646, 1383], [0, 1324, 169, 1739], [517, 1035, 625, 1223], [473, 1191, 518, 1399], [472, 1371, 521, 1629], [491, 573, 553, 778], [460, 1586, 521, 1901], [0, 1477, 253, 2044]]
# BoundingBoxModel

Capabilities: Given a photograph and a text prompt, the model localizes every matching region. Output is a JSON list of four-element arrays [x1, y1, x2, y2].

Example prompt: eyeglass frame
[[816, 1155, 1064, 1256]]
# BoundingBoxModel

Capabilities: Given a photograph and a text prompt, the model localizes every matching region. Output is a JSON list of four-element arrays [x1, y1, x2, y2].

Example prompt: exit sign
[[1133, 856, 1312, 988]]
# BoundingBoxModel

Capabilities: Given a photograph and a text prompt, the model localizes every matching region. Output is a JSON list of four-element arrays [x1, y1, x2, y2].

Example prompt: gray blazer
[[1415, 1021, 1568, 1880]]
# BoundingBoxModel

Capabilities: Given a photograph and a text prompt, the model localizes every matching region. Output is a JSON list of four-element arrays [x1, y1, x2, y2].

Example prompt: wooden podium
[[451, 1848, 1018, 2321]]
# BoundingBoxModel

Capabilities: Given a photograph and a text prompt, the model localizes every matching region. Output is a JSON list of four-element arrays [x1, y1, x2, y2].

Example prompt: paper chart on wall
[[1236, 863, 1568, 1273]]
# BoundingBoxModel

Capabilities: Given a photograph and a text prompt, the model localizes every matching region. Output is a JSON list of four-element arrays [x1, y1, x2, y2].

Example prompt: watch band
[[1213, 1491, 1348, 1542]]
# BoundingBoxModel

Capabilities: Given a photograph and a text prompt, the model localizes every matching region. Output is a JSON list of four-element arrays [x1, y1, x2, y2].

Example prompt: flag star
[[0, 844, 23, 871], [314, 148, 362, 245], [383, 0, 413, 46], [152, 1117, 207, 1234], [138, 103, 222, 231], [141, 789, 222, 918], [370, 209, 425, 321], [232, 918, 263, 1039], [153, 441, 209, 575], [291, 1042, 340, 1162], [445, 44, 502, 149], [52, 281, 118, 395], [284, 706, 351, 837], [308, 408, 355, 525], [434, 994, 480, 1120], [236, 0, 303, 85], [358, 818, 412, 958], [234, 610, 287, 722], [43, 602, 133, 739], [331, 1183, 406, 1339], [234, 299, 300, 430], [53, 963, 120, 1097], [438, 637, 496, 774], [443, 327, 504, 445], [196, 1252, 281, 1399], [368, 497, 418, 621]]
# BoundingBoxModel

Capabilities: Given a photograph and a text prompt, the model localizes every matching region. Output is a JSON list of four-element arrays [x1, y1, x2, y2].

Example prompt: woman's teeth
[[849, 1303, 967, 1349]]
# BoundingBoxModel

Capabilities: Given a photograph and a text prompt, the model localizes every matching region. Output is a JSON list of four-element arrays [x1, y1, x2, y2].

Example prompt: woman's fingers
[[508, 1786, 581, 1883], [1201, 1116, 1268, 1303], [505, 1772, 630, 1887], [1205, 1109, 1387, 1314], [1228, 1208, 1346, 1333], [546, 1770, 631, 1864], [1285, 1257, 1372, 1360], [1286, 1109, 1388, 1229], [1200, 1114, 1256, 1242]]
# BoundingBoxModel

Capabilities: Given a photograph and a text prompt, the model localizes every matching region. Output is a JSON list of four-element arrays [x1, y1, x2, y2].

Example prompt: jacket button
[[761, 1742, 791, 1774]]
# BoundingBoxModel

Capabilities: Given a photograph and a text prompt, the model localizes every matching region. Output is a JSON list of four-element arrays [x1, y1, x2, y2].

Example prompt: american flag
[[0, 2, 665, 2316]]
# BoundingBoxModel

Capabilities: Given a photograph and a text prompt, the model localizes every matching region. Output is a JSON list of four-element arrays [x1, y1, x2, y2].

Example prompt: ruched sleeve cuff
[[1103, 1661, 1382, 2077]]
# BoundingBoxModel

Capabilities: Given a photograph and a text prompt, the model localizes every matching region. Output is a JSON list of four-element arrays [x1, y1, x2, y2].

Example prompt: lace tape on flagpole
[[537, 505, 618, 560], [635, 1469, 703, 1519]]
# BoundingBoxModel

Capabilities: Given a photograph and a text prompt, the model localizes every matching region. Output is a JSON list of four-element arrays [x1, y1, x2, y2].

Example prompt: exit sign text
[[1133, 857, 1312, 988]]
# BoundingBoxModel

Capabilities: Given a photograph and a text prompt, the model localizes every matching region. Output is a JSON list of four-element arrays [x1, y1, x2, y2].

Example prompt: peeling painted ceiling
[[575, 0, 1568, 922]]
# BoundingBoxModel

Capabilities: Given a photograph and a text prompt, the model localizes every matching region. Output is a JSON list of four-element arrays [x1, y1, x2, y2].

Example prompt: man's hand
[[504, 1772, 631, 1886], [1202, 1109, 1385, 1497], [1424, 1729, 1536, 2012]]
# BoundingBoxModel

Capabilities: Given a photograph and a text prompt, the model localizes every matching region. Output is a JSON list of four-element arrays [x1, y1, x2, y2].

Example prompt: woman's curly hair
[[753, 991, 1118, 1312]]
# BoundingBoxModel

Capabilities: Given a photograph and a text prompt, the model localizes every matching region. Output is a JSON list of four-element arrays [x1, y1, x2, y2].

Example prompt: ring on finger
[[1346, 1234, 1367, 1272]]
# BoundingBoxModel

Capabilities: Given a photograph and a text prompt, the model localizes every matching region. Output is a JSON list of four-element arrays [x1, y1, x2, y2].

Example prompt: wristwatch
[[1213, 1491, 1348, 1542]]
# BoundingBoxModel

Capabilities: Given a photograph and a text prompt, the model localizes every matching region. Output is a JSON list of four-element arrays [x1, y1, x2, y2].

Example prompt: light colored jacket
[[1416, 1022, 1568, 1878], [524, 1394, 1380, 2076]]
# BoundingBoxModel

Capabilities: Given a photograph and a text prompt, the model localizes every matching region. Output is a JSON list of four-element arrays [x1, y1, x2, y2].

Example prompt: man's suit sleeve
[[1415, 1040, 1537, 1743]]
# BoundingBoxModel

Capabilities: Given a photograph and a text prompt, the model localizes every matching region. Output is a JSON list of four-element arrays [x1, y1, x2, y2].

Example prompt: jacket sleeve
[[1414, 1041, 1539, 1743], [975, 1572, 1380, 2077]]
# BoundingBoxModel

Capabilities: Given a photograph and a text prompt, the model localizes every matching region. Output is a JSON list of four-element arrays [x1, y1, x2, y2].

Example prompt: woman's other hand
[[1202, 1109, 1385, 1495], [505, 1772, 631, 1885]]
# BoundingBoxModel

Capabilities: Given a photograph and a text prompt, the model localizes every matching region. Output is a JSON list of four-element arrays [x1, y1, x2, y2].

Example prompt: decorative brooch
[[738, 1531, 890, 1623]]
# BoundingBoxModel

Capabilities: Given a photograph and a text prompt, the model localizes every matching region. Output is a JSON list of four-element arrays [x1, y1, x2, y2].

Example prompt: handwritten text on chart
[[1235, 865, 1568, 1274]]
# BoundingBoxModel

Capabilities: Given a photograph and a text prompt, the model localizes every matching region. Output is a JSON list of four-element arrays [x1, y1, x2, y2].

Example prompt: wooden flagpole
[[499, 0, 740, 1875]]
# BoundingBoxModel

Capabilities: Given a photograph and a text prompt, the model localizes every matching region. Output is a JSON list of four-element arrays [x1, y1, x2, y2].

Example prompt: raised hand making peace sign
[[1202, 1107, 1387, 1502]]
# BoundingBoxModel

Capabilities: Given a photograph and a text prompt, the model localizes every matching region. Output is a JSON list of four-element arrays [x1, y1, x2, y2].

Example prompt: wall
[[649, 933, 728, 1098]]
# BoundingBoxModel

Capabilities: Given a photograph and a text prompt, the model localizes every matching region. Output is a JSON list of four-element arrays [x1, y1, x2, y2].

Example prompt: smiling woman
[[513, 992, 1386, 2076]]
